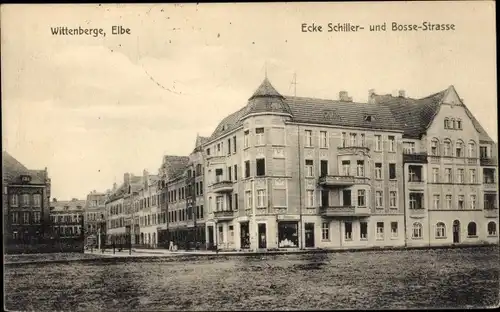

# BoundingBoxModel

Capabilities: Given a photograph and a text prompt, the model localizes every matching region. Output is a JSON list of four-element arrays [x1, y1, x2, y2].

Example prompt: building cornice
[[285, 121, 404, 134]]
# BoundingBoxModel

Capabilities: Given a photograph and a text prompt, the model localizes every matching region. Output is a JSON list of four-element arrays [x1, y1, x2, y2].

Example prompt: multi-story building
[[3, 151, 51, 251], [374, 86, 499, 246], [83, 190, 107, 246], [50, 198, 85, 238]]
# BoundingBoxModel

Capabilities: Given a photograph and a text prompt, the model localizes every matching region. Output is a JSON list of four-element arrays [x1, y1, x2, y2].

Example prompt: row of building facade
[[96, 77, 498, 251]]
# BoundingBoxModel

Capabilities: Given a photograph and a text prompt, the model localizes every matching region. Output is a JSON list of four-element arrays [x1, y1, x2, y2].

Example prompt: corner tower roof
[[241, 77, 292, 120]]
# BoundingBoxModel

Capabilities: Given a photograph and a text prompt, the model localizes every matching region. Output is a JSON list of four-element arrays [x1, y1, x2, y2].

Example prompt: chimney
[[368, 89, 376, 104], [124, 173, 130, 185], [339, 91, 352, 102], [112, 183, 117, 191], [143, 169, 149, 189], [398, 90, 406, 98]]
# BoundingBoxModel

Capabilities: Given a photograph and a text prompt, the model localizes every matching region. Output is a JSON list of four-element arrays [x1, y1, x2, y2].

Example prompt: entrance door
[[207, 226, 214, 249], [305, 223, 315, 248], [320, 160, 328, 177], [453, 220, 460, 244], [258, 223, 267, 249], [321, 190, 329, 208]]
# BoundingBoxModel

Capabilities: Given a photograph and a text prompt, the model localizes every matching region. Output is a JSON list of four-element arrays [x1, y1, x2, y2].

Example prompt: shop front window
[[278, 222, 299, 248]]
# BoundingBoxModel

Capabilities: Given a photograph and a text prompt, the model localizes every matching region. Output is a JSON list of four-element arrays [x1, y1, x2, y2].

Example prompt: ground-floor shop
[[157, 224, 206, 250]]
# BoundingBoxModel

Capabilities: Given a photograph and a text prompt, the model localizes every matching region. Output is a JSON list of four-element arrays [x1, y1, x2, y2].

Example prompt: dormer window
[[222, 125, 225, 131], [364, 115, 373, 122], [20, 175, 31, 183]]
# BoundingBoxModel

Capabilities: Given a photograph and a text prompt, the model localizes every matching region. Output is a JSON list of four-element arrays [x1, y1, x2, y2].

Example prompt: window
[[305, 160, 314, 177], [22, 194, 29, 206], [388, 136, 395, 152], [391, 222, 398, 238], [451, 118, 456, 129], [245, 160, 250, 178], [431, 138, 439, 156], [215, 168, 223, 183], [342, 161, 350, 176], [390, 191, 397, 208], [255, 128, 265, 146], [432, 168, 439, 183], [256, 158, 266, 176], [306, 190, 314, 207], [305, 130, 313, 147], [357, 190, 366, 207], [217, 143, 221, 155], [376, 222, 384, 240], [33, 211, 41, 224], [389, 164, 396, 180], [403, 141, 415, 154], [456, 141, 463, 157], [445, 168, 452, 183], [318, 131, 328, 148], [244, 130, 250, 148], [321, 222, 330, 240], [360, 134, 366, 147], [444, 140, 451, 156], [468, 141, 476, 157], [458, 195, 464, 210], [445, 195, 452, 209], [376, 191, 383, 208], [23, 212, 30, 224], [356, 160, 364, 177], [412, 222, 423, 239], [343, 190, 352, 206], [433, 194, 440, 209], [375, 163, 382, 179], [33, 194, 41, 207], [234, 194, 238, 210], [200, 205, 204, 218], [200, 182, 203, 195], [360, 222, 368, 239], [257, 190, 266, 207], [470, 195, 476, 209], [208, 197, 212, 213], [436, 222, 446, 238], [344, 222, 352, 240], [245, 191, 252, 209], [457, 119, 462, 129], [11, 212, 19, 224], [457, 169, 464, 184], [375, 135, 382, 151], [11, 194, 18, 207], [227, 166, 232, 181], [341, 132, 347, 148], [467, 222, 477, 236], [488, 222, 497, 236], [206, 148, 211, 156], [228, 138, 231, 155], [350, 133, 357, 147], [444, 118, 450, 129], [233, 136, 237, 153], [480, 146, 489, 159]]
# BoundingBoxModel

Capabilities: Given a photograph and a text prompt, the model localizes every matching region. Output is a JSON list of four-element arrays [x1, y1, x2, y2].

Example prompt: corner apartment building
[[50, 198, 85, 238], [84, 190, 107, 246], [202, 78, 407, 251], [374, 86, 498, 246], [3, 151, 52, 249]]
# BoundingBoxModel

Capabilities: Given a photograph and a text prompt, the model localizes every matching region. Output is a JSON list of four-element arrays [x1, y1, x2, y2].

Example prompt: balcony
[[318, 175, 355, 187], [407, 179, 425, 190], [403, 152, 428, 164], [483, 183, 498, 191], [337, 146, 370, 156], [206, 154, 227, 164], [319, 205, 370, 218], [409, 208, 426, 218], [214, 210, 235, 221], [212, 180, 233, 193], [480, 157, 498, 167], [484, 208, 499, 218]]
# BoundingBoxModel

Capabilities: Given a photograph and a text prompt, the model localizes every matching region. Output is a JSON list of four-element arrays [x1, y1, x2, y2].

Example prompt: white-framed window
[[469, 169, 476, 183], [257, 189, 266, 207], [436, 222, 446, 238], [445, 168, 452, 183], [487, 222, 497, 236], [433, 194, 440, 209], [360, 134, 366, 147], [467, 222, 477, 237], [255, 128, 265, 146], [22, 194, 30, 206], [320, 131, 328, 148], [342, 161, 350, 176], [356, 160, 365, 177], [321, 222, 330, 240], [445, 195, 452, 209], [350, 133, 357, 146], [457, 119, 462, 129], [457, 169, 464, 183], [391, 222, 398, 238], [403, 141, 415, 154], [375, 163, 382, 179], [244, 130, 250, 148], [33, 194, 41, 207], [33, 211, 41, 224], [376, 191, 383, 208], [444, 118, 450, 129], [11, 194, 18, 207], [305, 160, 314, 177], [412, 222, 423, 239], [458, 195, 465, 210], [305, 130, 313, 147], [360, 222, 368, 240], [389, 191, 397, 208], [456, 141, 464, 157], [375, 135, 382, 151], [468, 141, 476, 157], [344, 221, 352, 240], [341, 132, 347, 148], [357, 190, 366, 207], [431, 138, 439, 156], [388, 136, 395, 152], [306, 190, 314, 207], [444, 140, 451, 156], [245, 191, 252, 209], [470, 195, 476, 210], [432, 168, 439, 183], [376, 222, 384, 240], [11, 212, 19, 224], [23, 212, 30, 224]]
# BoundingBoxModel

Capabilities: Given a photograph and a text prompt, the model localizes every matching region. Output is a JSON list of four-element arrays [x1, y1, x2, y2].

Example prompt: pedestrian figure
[[169, 240, 174, 251]]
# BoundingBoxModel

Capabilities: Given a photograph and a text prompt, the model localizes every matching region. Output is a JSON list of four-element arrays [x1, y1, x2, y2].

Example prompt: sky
[[1, 2, 497, 200]]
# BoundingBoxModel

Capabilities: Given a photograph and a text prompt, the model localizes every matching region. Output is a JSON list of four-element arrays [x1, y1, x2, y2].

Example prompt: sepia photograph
[[2, 2, 499, 311]]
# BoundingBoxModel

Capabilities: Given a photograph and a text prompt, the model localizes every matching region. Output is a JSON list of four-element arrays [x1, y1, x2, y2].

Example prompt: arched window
[[455, 140, 464, 157], [430, 138, 439, 156], [467, 222, 477, 236], [443, 139, 452, 156], [412, 222, 423, 239], [436, 222, 446, 238], [487, 222, 497, 236], [468, 141, 476, 158], [451, 118, 456, 129], [457, 118, 462, 129], [444, 118, 450, 129]]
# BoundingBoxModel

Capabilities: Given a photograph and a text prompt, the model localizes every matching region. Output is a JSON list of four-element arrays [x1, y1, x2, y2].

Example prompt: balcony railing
[[212, 180, 233, 193], [409, 208, 426, 218], [319, 205, 370, 217], [337, 146, 370, 156], [480, 157, 498, 166], [484, 208, 498, 218], [214, 210, 235, 220], [403, 152, 428, 163], [318, 175, 355, 187]]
